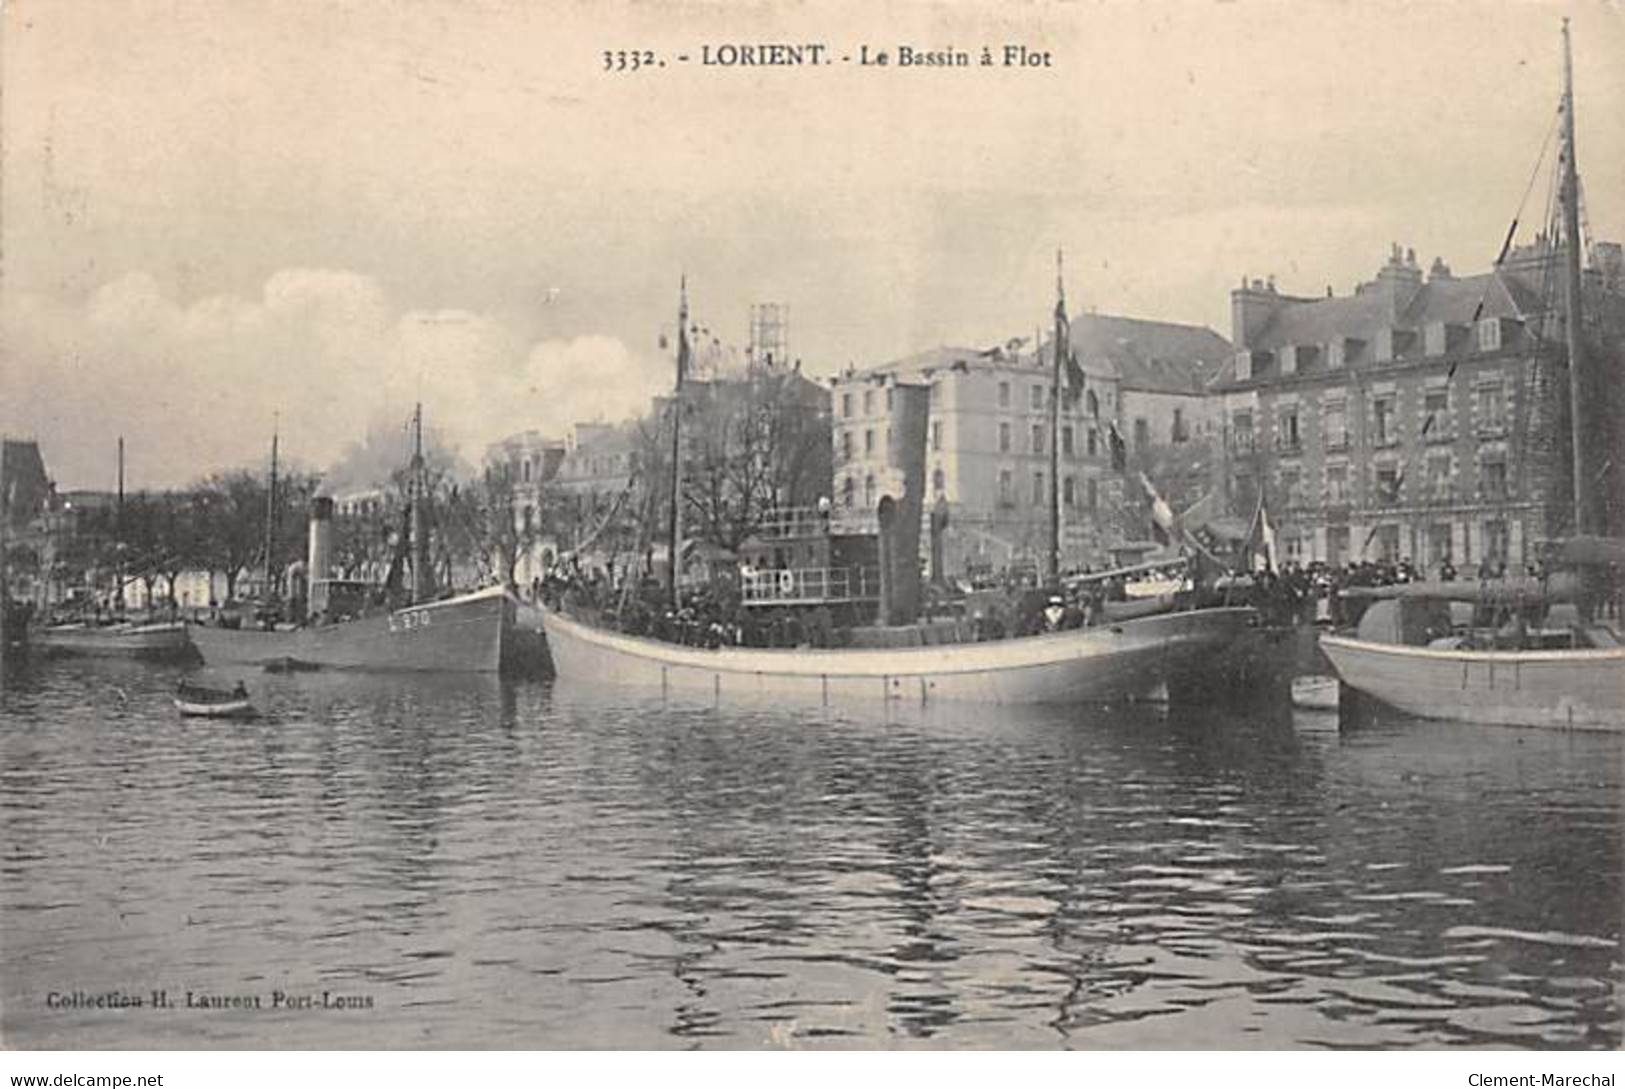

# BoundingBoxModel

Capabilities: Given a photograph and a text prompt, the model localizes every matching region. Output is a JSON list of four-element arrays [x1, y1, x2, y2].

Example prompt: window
[[1087, 390, 1099, 419], [1427, 452, 1452, 500], [863, 390, 874, 415], [1428, 523, 1452, 566], [1133, 418, 1150, 450], [1480, 453, 1508, 500], [931, 421, 942, 451], [932, 467, 945, 495], [998, 469, 1013, 506], [522, 459, 532, 483], [1375, 525, 1401, 563], [1483, 519, 1509, 562], [841, 431, 852, 459], [1327, 464, 1348, 504], [522, 505, 534, 533], [1031, 424, 1045, 455], [1372, 395, 1396, 447], [1327, 526, 1350, 566], [1086, 478, 1098, 510], [1031, 384, 1044, 410], [1063, 476, 1075, 506], [1231, 411, 1254, 453], [998, 382, 1011, 408], [1278, 407, 1300, 452], [998, 422, 1011, 453], [1477, 382, 1506, 432], [885, 388, 893, 411], [1375, 464, 1401, 506], [841, 393, 853, 418], [1087, 428, 1097, 457], [1424, 388, 1450, 440], [1280, 468, 1300, 507], [1032, 471, 1045, 505], [864, 474, 875, 508], [1172, 407, 1188, 444], [1323, 402, 1348, 451], [1062, 425, 1074, 457], [864, 429, 875, 455], [842, 475, 854, 508]]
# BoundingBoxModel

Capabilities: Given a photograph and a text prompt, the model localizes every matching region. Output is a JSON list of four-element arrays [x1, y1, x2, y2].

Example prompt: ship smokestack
[[307, 496, 334, 621]]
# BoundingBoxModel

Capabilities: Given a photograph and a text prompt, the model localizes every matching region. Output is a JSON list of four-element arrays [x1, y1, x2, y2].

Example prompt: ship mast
[[115, 436, 125, 614], [1049, 251, 1065, 584], [410, 402, 429, 604], [667, 276, 689, 613], [262, 418, 278, 605], [1559, 18, 1594, 537]]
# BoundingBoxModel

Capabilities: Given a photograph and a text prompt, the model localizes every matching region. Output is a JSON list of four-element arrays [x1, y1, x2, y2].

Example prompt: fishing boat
[[29, 437, 195, 660], [1319, 25, 1624, 732], [174, 681, 255, 719], [542, 602, 1253, 705], [33, 619, 193, 659], [1289, 674, 1340, 711], [543, 271, 1257, 705], [191, 407, 516, 673]]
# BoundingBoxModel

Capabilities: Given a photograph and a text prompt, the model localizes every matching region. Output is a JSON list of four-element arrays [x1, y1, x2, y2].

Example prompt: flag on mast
[[1254, 500, 1278, 573], [1053, 254, 1086, 406], [1139, 472, 1176, 546]]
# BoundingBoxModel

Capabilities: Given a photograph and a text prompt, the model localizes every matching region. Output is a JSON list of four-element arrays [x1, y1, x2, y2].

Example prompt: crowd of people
[[534, 547, 1616, 652]]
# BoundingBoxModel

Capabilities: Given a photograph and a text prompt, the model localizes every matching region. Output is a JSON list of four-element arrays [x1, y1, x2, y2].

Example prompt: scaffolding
[[748, 302, 789, 370]]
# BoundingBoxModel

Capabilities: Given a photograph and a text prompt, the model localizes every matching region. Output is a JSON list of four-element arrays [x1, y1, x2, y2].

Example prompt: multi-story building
[[1205, 240, 1613, 572], [831, 312, 1231, 576]]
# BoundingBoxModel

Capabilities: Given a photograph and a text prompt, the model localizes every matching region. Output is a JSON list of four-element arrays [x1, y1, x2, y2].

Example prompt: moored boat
[[1289, 673, 1340, 711], [542, 604, 1255, 705], [192, 584, 514, 673], [34, 620, 193, 660], [1319, 25, 1625, 732]]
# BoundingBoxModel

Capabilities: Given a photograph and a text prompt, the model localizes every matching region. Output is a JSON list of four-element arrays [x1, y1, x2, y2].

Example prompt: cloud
[[0, 269, 662, 490]]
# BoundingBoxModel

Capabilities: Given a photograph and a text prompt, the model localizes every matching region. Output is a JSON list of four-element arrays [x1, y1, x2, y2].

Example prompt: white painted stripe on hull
[[1319, 633, 1625, 730]]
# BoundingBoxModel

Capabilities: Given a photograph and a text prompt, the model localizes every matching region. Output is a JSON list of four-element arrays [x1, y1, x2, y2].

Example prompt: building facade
[[831, 311, 1232, 577], [1206, 242, 1601, 572]]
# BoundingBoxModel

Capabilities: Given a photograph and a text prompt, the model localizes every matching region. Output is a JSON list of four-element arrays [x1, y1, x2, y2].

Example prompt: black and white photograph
[[1, 0, 1622, 1070]]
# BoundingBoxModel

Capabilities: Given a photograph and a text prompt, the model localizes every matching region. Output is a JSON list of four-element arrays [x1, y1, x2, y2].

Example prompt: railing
[[752, 507, 831, 540], [740, 566, 882, 607]]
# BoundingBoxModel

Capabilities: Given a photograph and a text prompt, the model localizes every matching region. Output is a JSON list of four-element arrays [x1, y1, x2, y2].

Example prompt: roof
[[855, 312, 1231, 394]]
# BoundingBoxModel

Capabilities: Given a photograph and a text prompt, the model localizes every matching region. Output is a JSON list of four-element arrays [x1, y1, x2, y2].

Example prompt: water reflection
[[0, 657, 1618, 1049]]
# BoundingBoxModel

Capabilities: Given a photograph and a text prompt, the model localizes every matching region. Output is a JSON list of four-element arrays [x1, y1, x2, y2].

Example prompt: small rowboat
[[1290, 674, 1341, 711], [174, 682, 256, 719]]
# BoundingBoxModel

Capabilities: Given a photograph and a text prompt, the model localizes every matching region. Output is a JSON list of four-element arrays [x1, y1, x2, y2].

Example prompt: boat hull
[[1319, 633, 1625, 730], [190, 587, 513, 673], [174, 698, 255, 718], [541, 606, 1256, 705], [33, 621, 193, 660]]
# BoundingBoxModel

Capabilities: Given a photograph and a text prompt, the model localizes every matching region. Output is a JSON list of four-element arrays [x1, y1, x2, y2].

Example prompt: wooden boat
[[33, 620, 193, 659], [174, 682, 255, 718], [1320, 26, 1625, 733], [192, 584, 515, 673], [1320, 603, 1623, 730], [541, 604, 1256, 705]]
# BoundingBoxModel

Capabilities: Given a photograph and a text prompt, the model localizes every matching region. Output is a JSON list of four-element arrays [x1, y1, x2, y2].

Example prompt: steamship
[[191, 407, 516, 674], [541, 275, 1255, 706]]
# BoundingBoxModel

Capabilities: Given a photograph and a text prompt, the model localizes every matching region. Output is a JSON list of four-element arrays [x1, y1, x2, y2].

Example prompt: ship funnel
[[307, 496, 334, 620]]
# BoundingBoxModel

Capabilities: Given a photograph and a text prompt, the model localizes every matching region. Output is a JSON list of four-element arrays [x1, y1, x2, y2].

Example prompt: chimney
[[1428, 256, 1454, 282], [1230, 275, 1281, 351], [306, 496, 334, 621], [1376, 243, 1422, 319]]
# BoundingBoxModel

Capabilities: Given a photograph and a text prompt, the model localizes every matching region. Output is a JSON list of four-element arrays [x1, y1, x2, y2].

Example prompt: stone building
[[831, 312, 1230, 577], [1206, 240, 1619, 572]]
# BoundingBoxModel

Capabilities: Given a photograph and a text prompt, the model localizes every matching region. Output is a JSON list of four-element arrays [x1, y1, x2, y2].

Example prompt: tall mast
[[263, 419, 278, 602], [410, 402, 429, 603], [1049, 251, 1065, 584], [115, 436, 125, 612], [667, 276, 689, 612], [1559, 18, 1593, 536]]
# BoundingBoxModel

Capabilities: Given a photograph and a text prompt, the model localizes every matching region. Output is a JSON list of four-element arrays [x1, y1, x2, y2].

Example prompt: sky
[[3, 0, 1622, 489]]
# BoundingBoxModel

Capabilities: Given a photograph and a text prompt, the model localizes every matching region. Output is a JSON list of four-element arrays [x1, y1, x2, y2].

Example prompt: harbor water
[[1, 656, 1619, 1049]]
